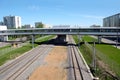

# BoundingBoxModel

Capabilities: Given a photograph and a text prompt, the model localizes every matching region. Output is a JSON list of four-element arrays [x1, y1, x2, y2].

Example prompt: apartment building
[[103, 13, 120, 27], [3, 16, 21, 29]]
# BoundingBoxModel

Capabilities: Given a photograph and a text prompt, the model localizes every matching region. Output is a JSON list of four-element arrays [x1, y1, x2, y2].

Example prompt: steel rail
[[67, 35, 93, 80], [0, 45, 46, 74], [7, 47, 51, 80], [68, 36, 83, 80], [0, 45, 53, 80]]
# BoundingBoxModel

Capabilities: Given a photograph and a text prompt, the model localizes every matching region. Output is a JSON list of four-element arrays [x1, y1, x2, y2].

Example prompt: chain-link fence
[[84, 41, 120, 79], [0, 47, 16, 56]]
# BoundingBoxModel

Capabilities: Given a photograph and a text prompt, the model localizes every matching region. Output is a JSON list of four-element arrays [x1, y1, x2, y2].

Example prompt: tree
[[36, 22, 44, 28], [21, 25, 25, 28]]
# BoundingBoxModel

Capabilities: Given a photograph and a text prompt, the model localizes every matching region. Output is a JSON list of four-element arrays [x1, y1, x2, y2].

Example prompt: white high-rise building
[[3, 16, 21, 29]]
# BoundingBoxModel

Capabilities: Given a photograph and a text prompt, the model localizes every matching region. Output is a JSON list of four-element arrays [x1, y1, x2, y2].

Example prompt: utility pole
[[78, 27, 80, 47], [31, 35, 35, 48], [92, 40, 96, 72], [78, 35, 80, 47]]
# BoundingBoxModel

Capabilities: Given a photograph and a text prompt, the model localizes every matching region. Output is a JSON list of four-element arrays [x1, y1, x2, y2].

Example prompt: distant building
[[90, 24, 101, 28], [0, 25, 7, 30], [53, 25, 70, 28], [0, 25, 8, 41], [3, 15, 21, 29], [103, 13, 120, 27], [35, 22, 51, 28], [43, 24, 52, 28], [23, 24, 33, 28], [0, 21, 4, 25]]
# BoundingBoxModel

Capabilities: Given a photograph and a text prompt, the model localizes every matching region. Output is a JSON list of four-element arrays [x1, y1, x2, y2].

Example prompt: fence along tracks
[[0, 45, 44, 73], [67, 35, 93, 80], [0, 45, 54, 80]]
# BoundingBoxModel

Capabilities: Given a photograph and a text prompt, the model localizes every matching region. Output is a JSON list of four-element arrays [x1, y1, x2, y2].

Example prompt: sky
[[0, 0, 120, 27]]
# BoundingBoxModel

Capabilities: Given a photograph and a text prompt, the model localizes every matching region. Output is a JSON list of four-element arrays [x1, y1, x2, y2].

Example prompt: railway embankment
[[73, 35, 120, 80]]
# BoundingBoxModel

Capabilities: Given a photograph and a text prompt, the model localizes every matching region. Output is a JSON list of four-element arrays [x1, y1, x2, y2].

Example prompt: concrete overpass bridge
[[0, 27, 120, 36], [0, 27, 120, 47], [1, 27, 120, 79]]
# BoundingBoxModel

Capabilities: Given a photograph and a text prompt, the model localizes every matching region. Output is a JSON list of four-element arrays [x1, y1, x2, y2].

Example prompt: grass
[[82, 35, 97, 42], [0, 35, 55, 66], [0, 45, 11, 50], [35, 35, 54, 42], [82, 35, 120, 64], [0, 44, 32, 65], [96, 44, 120, 64]]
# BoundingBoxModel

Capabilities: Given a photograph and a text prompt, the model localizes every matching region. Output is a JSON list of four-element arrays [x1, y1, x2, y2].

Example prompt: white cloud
[[28, 5, 40, 11]]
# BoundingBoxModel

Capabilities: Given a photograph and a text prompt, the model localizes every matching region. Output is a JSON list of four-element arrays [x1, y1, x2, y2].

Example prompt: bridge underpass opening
[[30, 35, 67, 48], [55, 35, 67, 44]]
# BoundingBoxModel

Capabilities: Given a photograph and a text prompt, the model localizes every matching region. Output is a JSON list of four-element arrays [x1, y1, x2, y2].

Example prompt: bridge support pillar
[[0, 35, 8, 41], [31, 35, 35, 48], [98, 36, 102, 44], [116, 33, 119, 48]]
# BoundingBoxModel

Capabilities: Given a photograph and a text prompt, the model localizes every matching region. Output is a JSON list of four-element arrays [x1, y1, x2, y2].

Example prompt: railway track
[[0, 35, 94, 80], [67, 35, 93, 80], [0, 44, 54, 80], [0, 45, 45, 73]]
